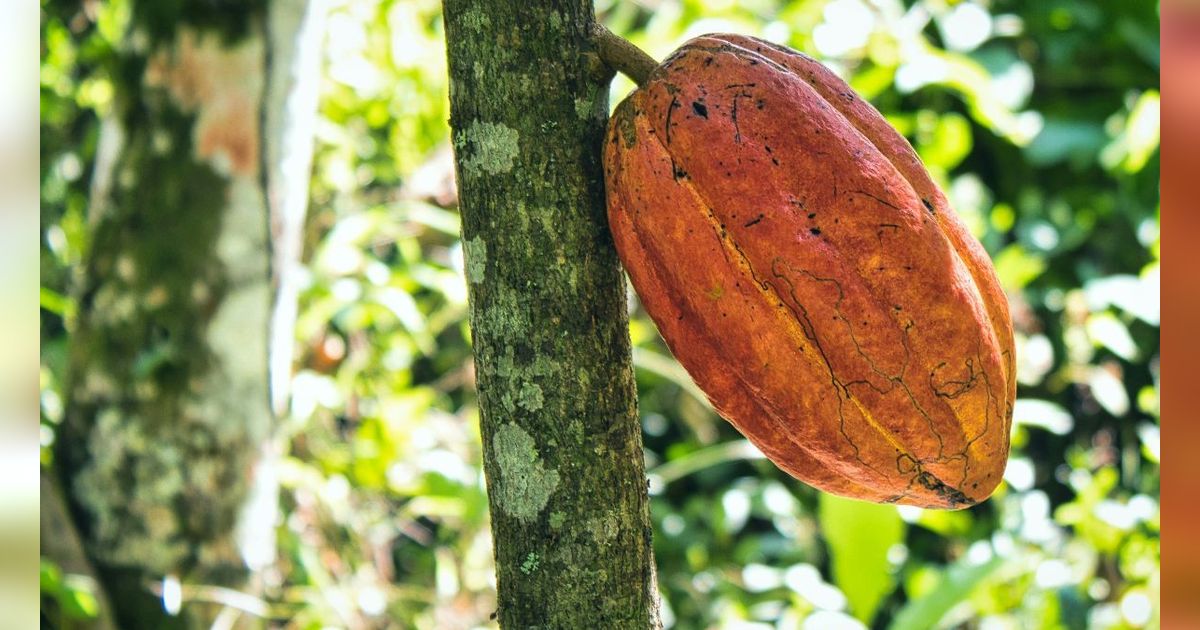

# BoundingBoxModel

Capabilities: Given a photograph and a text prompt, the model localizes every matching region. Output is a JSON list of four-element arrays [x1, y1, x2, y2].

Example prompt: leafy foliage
[[40, 0, 1159, 628]]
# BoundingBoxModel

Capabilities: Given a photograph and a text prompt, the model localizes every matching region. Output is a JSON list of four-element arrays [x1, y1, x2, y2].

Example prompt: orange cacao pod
[[604, 34, 1016, 509]]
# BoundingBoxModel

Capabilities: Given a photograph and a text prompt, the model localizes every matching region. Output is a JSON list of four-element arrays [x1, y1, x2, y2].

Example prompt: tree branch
[[591, 23, 658, 87]]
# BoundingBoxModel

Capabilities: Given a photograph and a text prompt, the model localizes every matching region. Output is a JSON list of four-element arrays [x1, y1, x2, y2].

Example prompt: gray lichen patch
[[492, 423, 560, 522], [573, 81, 607, 122], [457, 121, 520, 176], [589, 512, 619, 545], [478, 287, 531, 339], [464, 236, 487, 283], [460, 7, 491, 34], [517, 382, 544, 411], [73, 411, 258, 578], [575, 97, 594, 121], [71, 407, 206, 572]]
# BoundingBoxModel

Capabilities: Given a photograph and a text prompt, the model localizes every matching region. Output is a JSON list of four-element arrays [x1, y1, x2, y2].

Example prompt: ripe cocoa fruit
[[604, 34, 1015, 509]]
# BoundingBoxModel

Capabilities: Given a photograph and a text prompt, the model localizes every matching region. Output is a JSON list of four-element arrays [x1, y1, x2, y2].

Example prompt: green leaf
[[916, 112, 973, 171], [992, 244, 1046, 291], [819, 493, 904, 624], [39, 286, 73, 317], [40, 559, 63, 594], [911, 507, 974, 537], [888, 556, 1003, 630], [60, 576, 101, 620], [1101, 90, 1160, 174]]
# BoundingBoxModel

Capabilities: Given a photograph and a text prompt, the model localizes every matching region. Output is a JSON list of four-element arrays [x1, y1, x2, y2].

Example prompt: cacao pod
[[604, 34, 1015, 509]]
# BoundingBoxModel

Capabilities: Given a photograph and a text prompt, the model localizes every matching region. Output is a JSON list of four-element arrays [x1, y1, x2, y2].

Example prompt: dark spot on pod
[[922, 198, 936, 214], [807, 213, 816, 219], [810, 228, 821, 235], [705, 56, 714, 66], [749, 59, 759, 65], [692, 101, 709, 118], [744, 214, 764, 227], [756, 99, 765, 109]]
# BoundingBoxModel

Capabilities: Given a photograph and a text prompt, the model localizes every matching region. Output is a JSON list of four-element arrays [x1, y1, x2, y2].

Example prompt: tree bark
[[56, 2, 322, 627], [443, 3, 660, 628]]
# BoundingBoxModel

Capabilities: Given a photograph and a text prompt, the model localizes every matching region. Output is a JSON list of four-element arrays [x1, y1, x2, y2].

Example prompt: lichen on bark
[[492, 423, 561, 522]]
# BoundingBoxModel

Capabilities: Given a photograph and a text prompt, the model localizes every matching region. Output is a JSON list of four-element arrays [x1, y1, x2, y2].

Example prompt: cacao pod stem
[[591, 23, 658, 87]]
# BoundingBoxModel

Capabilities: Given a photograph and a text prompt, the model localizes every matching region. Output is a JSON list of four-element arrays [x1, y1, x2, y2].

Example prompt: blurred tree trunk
[[443, 3, 660, 628], [54, 1, 324, 627]]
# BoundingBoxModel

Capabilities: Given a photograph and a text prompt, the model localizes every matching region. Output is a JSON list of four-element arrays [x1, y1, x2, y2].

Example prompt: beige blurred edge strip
[[1, 0, 47, 627]]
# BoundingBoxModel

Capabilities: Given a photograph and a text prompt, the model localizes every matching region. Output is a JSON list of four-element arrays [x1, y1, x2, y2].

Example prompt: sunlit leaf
[[992, 244, 1046, 290], [60, 582, 101, 620], [819, 493, 904, 624], [1084, 272, 1160, 326], [888, 556, 1003, 630], [39, 287, 73, 317], [915, 111, 973, 171], [1101, 91, 1160, 174], [1013, 399, 1074, 435], [1086, 313, 1138, 361], [1088, 367, 1130, 417]]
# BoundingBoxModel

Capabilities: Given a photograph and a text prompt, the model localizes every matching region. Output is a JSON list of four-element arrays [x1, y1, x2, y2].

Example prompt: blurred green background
[[40, 0, 1159, 628]]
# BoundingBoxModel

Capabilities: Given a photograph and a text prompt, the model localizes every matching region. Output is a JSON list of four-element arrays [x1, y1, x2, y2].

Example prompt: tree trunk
[[56, 2, 322, 627], [443, 3, 660, 627]]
